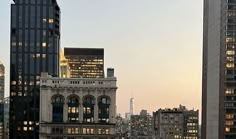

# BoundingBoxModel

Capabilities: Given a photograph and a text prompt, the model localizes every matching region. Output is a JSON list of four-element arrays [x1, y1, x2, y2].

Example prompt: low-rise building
[[115, 114, 129, 138], [130, 110, 153, 139], [153, 105, 199, 139], [39, 70, 117, 139]]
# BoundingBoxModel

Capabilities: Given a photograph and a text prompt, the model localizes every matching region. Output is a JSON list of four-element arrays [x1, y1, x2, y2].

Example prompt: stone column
[[79, 104, 83, 122], [63, 103, 68, 122], [94, 102, 98, 123]]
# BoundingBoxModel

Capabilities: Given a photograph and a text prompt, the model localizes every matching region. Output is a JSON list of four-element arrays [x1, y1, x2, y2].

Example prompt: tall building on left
[[0, 62, 4, 139], [10, 0, 61, 138], [0, 61, 4, 101]]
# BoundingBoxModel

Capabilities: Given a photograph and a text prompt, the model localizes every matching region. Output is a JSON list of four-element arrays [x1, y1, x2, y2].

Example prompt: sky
[[0, 0, 203, 116]]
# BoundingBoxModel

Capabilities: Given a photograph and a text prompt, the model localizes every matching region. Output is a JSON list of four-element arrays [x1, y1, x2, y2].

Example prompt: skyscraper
[[10, 0, 60, 138], [0, 61, 4, 101], [64, 48, 104, 78], [0, 61, 4, 139], [202, 0, 236, 138]]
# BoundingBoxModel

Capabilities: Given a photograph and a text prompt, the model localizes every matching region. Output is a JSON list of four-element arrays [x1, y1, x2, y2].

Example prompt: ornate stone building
[[39, 71, 117, 139]]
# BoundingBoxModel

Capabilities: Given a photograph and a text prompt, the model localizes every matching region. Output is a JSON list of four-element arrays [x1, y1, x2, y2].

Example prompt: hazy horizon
[[0, 0, 203, 117]]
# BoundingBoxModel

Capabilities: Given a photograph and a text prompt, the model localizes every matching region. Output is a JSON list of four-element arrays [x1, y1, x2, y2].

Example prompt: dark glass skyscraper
[[64, 48, 104, 78], [10, 0, 60, 138]]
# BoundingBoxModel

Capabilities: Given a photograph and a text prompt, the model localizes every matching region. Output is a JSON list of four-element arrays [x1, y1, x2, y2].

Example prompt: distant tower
[[130, 97, 134, 115]]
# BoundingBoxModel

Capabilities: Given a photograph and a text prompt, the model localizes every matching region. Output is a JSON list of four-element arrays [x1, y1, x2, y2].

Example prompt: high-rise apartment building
[[0, 61, 5, 139], [0, 61, 4, 101], [10, 0, 60, 138], [64, 48, 104, 78], [202, 0, 236, 138], [3, 97, 10, 139]]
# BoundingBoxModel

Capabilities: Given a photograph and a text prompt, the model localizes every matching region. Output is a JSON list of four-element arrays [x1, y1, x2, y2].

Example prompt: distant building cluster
[[129, 110, 153, 139], [114, 105, 199, 139]]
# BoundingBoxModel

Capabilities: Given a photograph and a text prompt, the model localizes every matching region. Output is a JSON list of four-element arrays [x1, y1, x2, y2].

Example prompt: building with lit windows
[[0, 61, 4, 139], [10, 0, 60, 138], [0, 61, 4, 102], [153, 105, 199, 139], [3, 97, 9, 139], [0, 61, 6, 139], [129, 110, 153, 139], [202, 0, 236, 138], [115, 114, 129, 138], [39, 70, 117, 139], [64, 48, 104, 78]]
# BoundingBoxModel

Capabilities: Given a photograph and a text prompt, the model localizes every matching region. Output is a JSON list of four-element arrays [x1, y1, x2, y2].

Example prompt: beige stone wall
[[39, 73, 117, 139]]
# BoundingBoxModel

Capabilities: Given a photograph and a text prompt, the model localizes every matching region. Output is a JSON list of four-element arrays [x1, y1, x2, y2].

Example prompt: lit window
[[42, 54, 46, 58], [11, 81, 16, 85], [227, 57, 234, 62], [49, 19, 54, 23], [19, 42, 22, 46], [225, 89, 234, 94], [42, 42, 47, 47], [29, 127, 33, 131], [23, 121, 27, 125], [226, 63, 234, 68], [29, 121, 33, 125], [226, 50, 235, 55], [23, 127, 27, 131], [105, 129, 109, 134], [43, 18, 47, 23], [83, 128, 86, 134], [36, 54, 40, 58], [225, 121, 234, 126], [225, 114, 234, 119], [226, 37, 235, 43], [12, 42, 16, 46], [225, 127, 231, 132]]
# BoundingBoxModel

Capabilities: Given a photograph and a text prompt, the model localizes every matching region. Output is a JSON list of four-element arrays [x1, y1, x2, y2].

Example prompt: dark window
[[52, 95, 64, 122]]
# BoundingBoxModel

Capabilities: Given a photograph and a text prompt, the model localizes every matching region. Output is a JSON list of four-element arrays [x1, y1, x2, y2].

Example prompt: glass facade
[[10, 0, 60, 138], [64, 48, 104, 78], [225, 1, 236, 138]]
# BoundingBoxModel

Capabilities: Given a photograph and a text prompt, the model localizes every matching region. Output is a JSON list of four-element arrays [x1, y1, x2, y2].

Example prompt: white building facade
[[39, 72, 117, 139]]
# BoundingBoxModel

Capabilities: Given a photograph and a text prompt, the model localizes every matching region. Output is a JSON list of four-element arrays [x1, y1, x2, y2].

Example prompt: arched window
[[51, 95, 64, 122], [67, 96, 79, 122], [98, 96, 110, 123], [83, 96, 95, 123]]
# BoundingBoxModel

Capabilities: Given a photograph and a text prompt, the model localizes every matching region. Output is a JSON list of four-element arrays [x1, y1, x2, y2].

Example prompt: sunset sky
[[0, 0, 203, 116]]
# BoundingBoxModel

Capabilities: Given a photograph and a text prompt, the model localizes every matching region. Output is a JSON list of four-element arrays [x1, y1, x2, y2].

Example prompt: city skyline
[[0, 0, 203, 116]]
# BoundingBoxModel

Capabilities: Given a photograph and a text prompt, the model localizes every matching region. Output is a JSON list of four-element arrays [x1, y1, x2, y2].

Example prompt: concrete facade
[[153, 105, 199, 139], [202, 0, 236, 138], [39, 72, 117, 139], [129, 110, 153, 139]]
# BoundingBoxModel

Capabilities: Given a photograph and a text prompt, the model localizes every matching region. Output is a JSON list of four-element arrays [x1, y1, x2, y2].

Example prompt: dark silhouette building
[[10, 0, 60, 138], [64, 48, 104, 78]]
